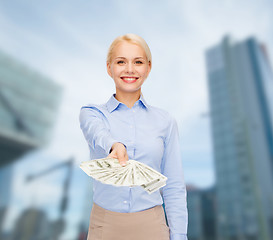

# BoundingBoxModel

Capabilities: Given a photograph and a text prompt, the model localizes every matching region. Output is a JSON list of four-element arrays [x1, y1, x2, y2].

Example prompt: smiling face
[[107, 41, 151, 97]]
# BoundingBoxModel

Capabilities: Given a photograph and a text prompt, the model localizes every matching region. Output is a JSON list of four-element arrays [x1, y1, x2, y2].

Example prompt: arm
[[161, 117, 188, 240], [79, 106, 128, 164]]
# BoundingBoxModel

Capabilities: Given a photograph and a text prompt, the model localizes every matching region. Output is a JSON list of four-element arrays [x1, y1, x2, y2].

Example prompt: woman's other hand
[[108, 142, 128, 166]]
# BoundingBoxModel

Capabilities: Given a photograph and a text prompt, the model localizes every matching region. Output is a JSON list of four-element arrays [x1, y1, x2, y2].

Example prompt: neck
[[115, 90, 141, 108]]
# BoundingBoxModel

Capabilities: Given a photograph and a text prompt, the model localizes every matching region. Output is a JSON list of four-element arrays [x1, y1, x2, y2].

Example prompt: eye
[[117, 60, 125, 64], [135, 60, 143, 64]]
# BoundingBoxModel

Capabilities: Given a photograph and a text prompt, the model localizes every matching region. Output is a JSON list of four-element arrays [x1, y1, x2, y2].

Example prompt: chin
[[118, 87, 141, 93]]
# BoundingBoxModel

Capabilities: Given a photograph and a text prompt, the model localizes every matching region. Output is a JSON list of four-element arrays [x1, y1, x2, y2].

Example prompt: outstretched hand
[[108, 142, 128, 167]]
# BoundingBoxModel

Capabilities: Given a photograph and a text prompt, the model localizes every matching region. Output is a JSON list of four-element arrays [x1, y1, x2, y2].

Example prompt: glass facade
[[0, 49, 62, 238], [187, 186, 216, 240], [0, 50, 62, 167], [187, 186, 204, 240], [205, 36, 273, 240]]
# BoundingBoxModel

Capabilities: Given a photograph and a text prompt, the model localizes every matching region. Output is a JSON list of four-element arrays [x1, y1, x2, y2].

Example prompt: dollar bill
[[80, 158, 167, 194]]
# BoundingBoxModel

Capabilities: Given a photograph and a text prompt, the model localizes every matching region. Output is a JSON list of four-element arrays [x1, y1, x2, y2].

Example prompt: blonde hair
[[106, 33, 152, 66]]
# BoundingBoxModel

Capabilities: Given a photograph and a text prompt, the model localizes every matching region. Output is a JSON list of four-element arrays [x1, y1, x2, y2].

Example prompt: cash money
[[80, 158, 167, 194]]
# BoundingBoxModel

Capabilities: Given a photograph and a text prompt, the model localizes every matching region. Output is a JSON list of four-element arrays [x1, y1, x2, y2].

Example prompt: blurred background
[[0, 0, 272, 240]]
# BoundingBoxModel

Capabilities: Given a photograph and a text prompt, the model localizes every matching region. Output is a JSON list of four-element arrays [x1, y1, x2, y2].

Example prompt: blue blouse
[[79, 94, 188, 240]]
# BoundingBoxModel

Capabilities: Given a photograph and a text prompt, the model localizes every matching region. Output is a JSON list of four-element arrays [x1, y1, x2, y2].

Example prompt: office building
[[205, 36, 273, 240], [187, 185, 204, 240], [0, 50, 62, 168], [187, 185, 216, 240], [11, 207, 50, 240], [201, 187, 216, 240], [0, 49, 62, 235]]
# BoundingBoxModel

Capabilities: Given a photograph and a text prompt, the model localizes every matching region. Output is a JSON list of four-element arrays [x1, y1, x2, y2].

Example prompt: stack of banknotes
[[80, 157, 167, 194]]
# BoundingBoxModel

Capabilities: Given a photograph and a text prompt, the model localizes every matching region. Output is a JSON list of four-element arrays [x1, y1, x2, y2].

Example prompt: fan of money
[[80, 157, 167, 194]]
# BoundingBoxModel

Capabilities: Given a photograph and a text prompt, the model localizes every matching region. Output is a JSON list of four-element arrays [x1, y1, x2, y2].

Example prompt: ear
[[106, 62, 112, 78], [147, 61, 152, 76]]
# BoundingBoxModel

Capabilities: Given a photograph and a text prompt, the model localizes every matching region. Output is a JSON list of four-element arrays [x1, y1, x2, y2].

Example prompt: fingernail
[[121, 162, 126, 166]]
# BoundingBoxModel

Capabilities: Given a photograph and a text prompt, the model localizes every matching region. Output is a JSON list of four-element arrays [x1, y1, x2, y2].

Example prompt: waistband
[[92, 202, 162, 217]]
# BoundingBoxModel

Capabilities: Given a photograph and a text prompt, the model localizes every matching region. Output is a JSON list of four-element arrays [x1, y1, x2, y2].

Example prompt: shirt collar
[[106, 94, 149, 113], [139, 93, 149, 109]]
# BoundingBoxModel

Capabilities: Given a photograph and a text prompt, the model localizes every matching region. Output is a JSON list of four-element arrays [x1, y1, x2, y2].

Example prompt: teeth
[[122, 77, 137, 81]]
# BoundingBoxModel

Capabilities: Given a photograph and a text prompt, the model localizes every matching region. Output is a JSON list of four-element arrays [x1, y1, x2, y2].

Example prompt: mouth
[[120, 77, 139, 83]]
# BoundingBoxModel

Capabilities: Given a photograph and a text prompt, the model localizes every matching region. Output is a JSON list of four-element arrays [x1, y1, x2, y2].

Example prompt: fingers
[[108, 152, 117, 159], [117, 151, 128, 167], [107, 142, 128, 167]]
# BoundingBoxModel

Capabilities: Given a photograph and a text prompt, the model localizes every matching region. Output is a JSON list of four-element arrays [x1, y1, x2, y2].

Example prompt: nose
[[125, 62, 135, 74]]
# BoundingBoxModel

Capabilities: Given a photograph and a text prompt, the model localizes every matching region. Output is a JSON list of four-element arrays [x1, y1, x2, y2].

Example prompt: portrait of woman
[[79, 33, 188, 240]]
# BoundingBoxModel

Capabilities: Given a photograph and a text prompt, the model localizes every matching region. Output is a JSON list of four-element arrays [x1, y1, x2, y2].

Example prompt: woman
[[79, 33, 188, 240]]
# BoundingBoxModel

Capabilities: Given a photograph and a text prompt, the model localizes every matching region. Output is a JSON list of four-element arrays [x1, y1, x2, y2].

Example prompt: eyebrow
[[115, 57, 145, 60]]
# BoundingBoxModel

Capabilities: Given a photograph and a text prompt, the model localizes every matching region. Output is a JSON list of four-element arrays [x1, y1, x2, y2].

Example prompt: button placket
[[126, 112, 135, 158], [131, 108, 136, 159]]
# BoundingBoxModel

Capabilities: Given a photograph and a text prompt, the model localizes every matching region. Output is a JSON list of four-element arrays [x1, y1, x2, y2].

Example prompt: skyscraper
[[0, 49, 62, 168], [187, 185, 204, 240], [0, 49, 62, 236], [187, 185, 216, 240], [205, 36, 273, 240]]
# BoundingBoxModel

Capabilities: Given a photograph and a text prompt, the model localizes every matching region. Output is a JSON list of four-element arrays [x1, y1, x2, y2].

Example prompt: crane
[[25, 157, 74, 240]]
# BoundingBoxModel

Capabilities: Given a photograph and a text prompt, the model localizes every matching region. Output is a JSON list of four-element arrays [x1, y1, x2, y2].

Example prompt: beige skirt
[[87, 203, 170, 240]]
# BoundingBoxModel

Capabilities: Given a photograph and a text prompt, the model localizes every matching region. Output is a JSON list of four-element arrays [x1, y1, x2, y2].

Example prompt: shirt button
[[123, 200, 127, 204]]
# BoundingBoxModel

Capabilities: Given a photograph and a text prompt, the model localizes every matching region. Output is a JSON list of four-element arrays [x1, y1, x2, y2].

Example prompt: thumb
[[118, 153, 127, 167]]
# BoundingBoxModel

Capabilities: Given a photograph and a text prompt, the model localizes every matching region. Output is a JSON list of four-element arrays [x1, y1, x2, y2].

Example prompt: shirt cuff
[[105, 138, 118, 155], [170, 233, 188, 240]]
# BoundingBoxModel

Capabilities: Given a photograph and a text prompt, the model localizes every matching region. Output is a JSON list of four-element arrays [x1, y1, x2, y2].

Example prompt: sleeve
[[160, 116, 188, 240], [79, 106, 118, 156]]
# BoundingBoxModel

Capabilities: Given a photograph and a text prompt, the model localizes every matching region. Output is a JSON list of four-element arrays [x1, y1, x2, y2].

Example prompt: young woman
[[79, 33, 188, 240]]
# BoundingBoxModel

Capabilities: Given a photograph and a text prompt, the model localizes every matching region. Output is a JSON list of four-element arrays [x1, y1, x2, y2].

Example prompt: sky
[[0, 0, 272, 239]]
